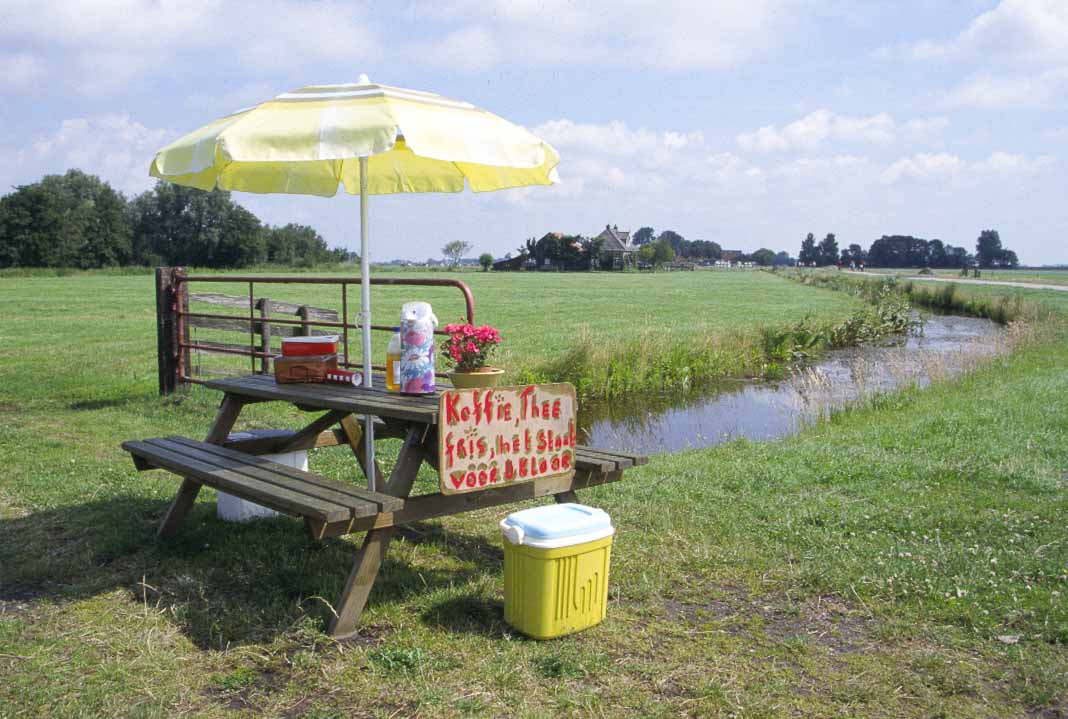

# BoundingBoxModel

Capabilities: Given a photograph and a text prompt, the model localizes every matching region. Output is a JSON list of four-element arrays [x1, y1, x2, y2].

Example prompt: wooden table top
[[205, 374, 441, 424]]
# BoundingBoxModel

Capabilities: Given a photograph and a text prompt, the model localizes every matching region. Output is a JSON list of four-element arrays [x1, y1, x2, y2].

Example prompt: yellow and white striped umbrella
[[149, 75, 560, 488], [150, 74, 560, 196]]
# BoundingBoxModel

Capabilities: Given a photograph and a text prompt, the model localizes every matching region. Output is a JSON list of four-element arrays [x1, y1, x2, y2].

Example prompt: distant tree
[[129, 183, 266, 268], [975, 229, 1018, 268], [866, 235, 972, 269], [751, 248, 775, 266], [0, 170, 132, 268], [799, 233, 818, 265], [442, 240, 472, 266], [772, 251, 795, 267], [265, 223, 333, 266], [651, 237, 675, 267], [975, 230, 1003, 268], [840, 243, 866, 265], [657, 230, 686, 256], [632, 226, 656, 246], [478, 252, 494, 271], [926, 239, 947, 268], [817, 233, 839, 266], [684, 239, 722, 260]]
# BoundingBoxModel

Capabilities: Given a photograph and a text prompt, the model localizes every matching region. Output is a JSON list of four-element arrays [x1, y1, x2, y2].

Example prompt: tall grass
[[516, 287, 920, 398], [777, 267, 1035, 324]]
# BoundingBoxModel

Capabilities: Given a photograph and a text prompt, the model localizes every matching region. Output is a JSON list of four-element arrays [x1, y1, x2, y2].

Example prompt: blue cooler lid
[[500, 503, 613, 548]]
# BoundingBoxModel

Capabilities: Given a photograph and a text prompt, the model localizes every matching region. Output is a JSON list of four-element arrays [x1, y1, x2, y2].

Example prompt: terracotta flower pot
[[448, 367, 505, 389]]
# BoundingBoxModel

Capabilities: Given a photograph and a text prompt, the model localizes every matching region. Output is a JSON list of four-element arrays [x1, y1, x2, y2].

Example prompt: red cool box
[[281, 335, 340, 356]]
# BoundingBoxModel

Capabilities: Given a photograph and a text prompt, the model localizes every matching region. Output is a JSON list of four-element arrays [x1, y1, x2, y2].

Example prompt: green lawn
[[0, 270, 863, 405], [1, 271, 1066, 717], [871, 267, 1068, 287]]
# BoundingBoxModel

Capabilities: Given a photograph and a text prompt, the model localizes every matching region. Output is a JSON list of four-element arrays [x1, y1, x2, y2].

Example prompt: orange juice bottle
[[385, 330, 402, 391]]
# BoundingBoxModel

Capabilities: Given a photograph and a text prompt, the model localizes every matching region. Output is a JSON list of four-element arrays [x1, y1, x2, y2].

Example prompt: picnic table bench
[[123, 373, 646, 638]]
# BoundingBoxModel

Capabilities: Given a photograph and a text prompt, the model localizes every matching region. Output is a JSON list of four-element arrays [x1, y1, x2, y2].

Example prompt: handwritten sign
[[438, 383, 577, 495]]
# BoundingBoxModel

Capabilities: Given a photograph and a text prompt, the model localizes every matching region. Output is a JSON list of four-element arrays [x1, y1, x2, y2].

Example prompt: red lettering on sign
[[445, 393, 461, 426]]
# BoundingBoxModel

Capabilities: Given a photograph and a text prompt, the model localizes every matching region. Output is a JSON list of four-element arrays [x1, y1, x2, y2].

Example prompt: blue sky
[[2, 0, 1066, 263]]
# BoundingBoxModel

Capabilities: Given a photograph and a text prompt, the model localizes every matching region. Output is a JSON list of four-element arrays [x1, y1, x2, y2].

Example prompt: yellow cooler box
[[500, 503, 614, 639]]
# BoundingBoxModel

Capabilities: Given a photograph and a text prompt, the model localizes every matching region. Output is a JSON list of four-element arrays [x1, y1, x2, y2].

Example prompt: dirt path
[[866, 273, 1068, 292]]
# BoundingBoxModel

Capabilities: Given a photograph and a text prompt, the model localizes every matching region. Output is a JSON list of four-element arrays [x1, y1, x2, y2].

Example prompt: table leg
[[328, 425, 425, 638], [157, 394, 244, 539], [554, 490, 580, 504], [339, 414, 385, 491]]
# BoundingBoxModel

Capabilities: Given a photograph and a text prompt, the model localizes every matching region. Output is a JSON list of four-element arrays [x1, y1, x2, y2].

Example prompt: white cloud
[[946, 68, 1068, 108], [416, 26, 501, 73], [26, 115, 171, 195], [1044, 126, 1068, 142], [0, 1, 377, 92], [0, 53, 45, 90], [737, 110, 896, 153], [907, 0, 1068, 66], [903, 116, 950, 138], [973, 151, 1054, 174], [880, 153, 965, 184], [768, 155, 870, 179], [424, 0, 800, 71], [880, 151, 1052, 184]]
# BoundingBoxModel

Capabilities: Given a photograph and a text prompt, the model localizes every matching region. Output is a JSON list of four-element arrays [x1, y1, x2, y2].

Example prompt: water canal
[[579, 314, 1005, 455]]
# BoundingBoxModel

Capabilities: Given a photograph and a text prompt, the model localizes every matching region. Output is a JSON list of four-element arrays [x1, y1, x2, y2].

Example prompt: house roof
[[596, 224, 634, 252], [720, 249, 744, 261]]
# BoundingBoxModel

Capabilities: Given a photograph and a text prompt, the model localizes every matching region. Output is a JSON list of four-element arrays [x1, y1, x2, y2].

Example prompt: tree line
[[0, 169, 354, 269], [797, 230, 1019, 269], [633, 227, 794, 266]]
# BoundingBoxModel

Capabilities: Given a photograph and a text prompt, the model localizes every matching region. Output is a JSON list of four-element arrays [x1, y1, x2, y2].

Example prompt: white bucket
[[218, 430, 308, 522]]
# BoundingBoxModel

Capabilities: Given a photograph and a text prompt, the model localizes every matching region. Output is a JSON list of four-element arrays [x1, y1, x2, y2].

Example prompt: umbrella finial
[[356, 73, 370, 85]]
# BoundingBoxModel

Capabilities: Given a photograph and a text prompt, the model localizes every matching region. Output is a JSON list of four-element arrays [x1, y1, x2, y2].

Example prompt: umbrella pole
[[359, 156, 375, 491]]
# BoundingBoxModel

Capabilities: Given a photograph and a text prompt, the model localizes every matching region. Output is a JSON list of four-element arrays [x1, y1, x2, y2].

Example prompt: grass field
[[870, 267, 1068, 287], [0, 270, 864, 405], [1, 271, 1067, 717]]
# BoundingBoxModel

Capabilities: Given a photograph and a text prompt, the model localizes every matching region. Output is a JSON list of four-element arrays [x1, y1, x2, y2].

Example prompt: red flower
[[439, 321, 502, 372]]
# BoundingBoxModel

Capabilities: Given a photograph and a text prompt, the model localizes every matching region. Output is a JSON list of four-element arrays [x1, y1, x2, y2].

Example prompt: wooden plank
[[575, 446, 634, 470], [155, 390, 242, 537], [274, 410, 348, 453], [163, 436, 403, 513], [156, 267, 178, 396], [385, 426, 425, 497], [329, 527, 396, 638], [190, 293, 339, 319], [339, 415, 386, 492], [153, 438, 381, 518], [124, 440, 349, 522], [206, 376, 438, 423], [317, 469, 624, 538], [188, 315, 334, 338], [578, 446, 649, 467], [326, 423, 426, 638], [234, 372, 442, 406], [572, 450, 615, 473], [258, 297, 271, 374], [205, 395, 245, 445], [221, 421, 406, 455]]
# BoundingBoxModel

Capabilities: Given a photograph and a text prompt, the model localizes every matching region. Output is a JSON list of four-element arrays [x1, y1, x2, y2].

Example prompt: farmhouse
[[595, 224, 638, 269], [720, 249, 744, 263]]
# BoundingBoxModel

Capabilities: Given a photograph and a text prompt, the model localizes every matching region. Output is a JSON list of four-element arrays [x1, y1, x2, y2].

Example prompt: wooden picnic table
[[123, 373, 646, 638]]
